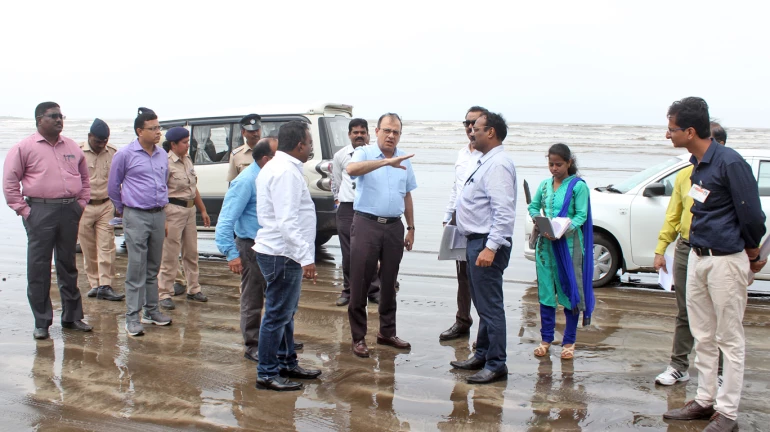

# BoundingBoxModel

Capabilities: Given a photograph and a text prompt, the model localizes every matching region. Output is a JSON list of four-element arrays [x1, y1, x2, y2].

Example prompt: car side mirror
[[643, 182, 666, 197]]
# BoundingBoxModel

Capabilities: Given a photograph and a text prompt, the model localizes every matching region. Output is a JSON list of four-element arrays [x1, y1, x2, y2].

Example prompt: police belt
[[168, 198, 195, 208], [88, 198, 110, 205], [355, 211, 400, 224]]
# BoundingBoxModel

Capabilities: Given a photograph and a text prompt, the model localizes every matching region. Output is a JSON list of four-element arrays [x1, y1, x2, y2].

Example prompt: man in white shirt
[[331, 118, 380, 307], [439, 106, 485, 341], [451, 111, 517, 385], [254, 121, 321, 391]]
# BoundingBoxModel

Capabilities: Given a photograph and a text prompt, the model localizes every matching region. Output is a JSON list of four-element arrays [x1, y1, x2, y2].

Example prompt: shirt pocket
[[63, 155, 80, 175]]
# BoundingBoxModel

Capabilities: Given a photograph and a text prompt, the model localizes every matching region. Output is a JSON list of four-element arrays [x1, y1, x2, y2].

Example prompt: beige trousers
[[687, 250, 749, 420], [158, 204, 200, 300], [77, 201, 116, 288]]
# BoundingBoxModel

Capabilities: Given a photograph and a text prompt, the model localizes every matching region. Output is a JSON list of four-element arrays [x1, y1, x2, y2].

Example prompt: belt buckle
[[376, 217, 387, 224], [187, 200, 194, 208], [62, 198, 73, 204]]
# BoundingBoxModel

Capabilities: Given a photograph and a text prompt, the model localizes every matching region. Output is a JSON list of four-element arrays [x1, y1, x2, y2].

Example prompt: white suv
[[159, 103, 353, 245], [524, 149, 770, 287]]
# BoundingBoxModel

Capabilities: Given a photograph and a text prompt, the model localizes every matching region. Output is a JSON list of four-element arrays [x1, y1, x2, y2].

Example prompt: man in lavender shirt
[[108, 107, 172, 336], [3, 101, 92, 340]]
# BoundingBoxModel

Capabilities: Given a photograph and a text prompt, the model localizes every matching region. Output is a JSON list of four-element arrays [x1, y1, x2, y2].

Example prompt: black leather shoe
[[159, 298, 175, 310], [33, 327, 49, 340], [440, 323, 471, 341], [450, 357, 486, 370], [61, 320, 93, 332], [87, 287, 99, 298], [173, 282, 186, 296], [187, 292, 208, 302], [294, 341, 304, 350], [97, 285, 125, 301], [280, 365, 322, 380], [368, 295, 380, 305], [467, 366, 508, 384], [244, 350, 259, 363], [336, 296, 350, 307], [256, 376, 303, 391]]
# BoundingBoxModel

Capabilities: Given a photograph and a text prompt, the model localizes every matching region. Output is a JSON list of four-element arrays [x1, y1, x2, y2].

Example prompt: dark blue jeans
[[256, 253, 302, 379], [466, 236, 512, 373]]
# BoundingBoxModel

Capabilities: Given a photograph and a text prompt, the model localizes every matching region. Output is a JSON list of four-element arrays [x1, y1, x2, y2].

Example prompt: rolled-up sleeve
[[215, 182, 248, 261], [485, 163, 517, 251], [727, 161, 766, 248], [2, 144, 30, 219]]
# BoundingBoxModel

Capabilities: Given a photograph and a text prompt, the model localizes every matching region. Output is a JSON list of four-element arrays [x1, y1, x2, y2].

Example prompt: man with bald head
[[216, 136, 283, 362]]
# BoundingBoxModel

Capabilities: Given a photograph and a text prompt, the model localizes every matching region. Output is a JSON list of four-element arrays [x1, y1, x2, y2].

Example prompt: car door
[[751, 158, 770, 279], [628, 166, 687, 267]]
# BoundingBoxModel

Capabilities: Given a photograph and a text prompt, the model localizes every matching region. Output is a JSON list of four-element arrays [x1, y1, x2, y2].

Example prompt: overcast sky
[[2, 0, 768, 127]]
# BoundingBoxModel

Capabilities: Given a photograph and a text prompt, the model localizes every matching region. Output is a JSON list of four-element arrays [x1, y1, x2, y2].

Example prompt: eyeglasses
[[37, 113, 66, 120], [380, 128, 401, 137], [668, 127, 688, 133], [143, 126, 162, 132], [463, 120, 476, 127]]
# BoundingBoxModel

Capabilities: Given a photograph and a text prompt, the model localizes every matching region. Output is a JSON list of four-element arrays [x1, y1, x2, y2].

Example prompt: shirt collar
[[689, 138, 719, 166], [34, 131, 63, 146], [276, 150, 303, 166], [168, 151, 185, 163], [372, 144, 403, 159], [130, 138, 160, 154], [478, 145, 504, 165]]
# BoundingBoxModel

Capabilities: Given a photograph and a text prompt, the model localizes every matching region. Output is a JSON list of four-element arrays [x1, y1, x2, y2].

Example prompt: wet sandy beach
[[2, 119, 770, 431]]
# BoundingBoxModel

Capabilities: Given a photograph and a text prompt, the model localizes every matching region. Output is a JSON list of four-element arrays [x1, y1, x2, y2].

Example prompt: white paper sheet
[[759, 237, 770, 261], [658, 253, 675, 291], [438, 225, 466, 261]]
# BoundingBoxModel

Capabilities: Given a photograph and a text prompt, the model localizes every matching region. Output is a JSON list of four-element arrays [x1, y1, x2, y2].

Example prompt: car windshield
[[612, 157, 684, 193]]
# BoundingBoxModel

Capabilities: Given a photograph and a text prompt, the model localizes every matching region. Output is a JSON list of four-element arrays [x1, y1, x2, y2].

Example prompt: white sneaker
[[655, 366, 690, 385]]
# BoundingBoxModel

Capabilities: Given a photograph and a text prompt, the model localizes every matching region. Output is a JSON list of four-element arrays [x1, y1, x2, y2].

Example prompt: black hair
[[466, 105, 488, 115], [35, 102, 60, 126], [134, 107, 158, 136], [252, 136, 277, 162], [277, 121, 310, 153], [348, 118, 369, 133], [667, 97, 711, 139], [161, 141, 171, 152], [377, 113, 402, 129], [479, 111, 508, 141], [548, 143, 578, 176], [710, 121, 727, 144]]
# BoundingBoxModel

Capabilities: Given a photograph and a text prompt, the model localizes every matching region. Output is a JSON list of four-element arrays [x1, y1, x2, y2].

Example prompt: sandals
[[534, 342, 551, 357], [561, 344, 575, 360]]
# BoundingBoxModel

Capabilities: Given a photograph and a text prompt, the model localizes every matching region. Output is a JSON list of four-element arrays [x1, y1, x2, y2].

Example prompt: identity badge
[[688, 184, 711, 203]]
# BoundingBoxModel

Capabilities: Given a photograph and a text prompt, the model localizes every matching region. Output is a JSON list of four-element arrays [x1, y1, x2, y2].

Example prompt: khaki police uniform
[[227, 143, 253, 182], [78, 142, 117, 288], [158, 151, 202, 300]]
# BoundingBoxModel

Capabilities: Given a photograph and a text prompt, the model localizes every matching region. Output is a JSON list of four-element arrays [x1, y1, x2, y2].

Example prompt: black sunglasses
[[462, 119, 476, 127]]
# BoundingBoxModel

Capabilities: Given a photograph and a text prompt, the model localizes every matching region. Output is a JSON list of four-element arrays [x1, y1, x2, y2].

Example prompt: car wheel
[[315, 233, 333, 247], [593, 232, 620, 288]]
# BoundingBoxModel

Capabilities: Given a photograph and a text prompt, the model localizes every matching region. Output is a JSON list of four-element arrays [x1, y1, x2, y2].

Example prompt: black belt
[[338, 202, 353, 207], [466, 233, 488, 241], [691, 246, 733, 257], [679, 239, 691, 247], [236, 236, 254, 243], [26, 197, 77, 204], [88, 198, 110, 205], [127, 206, 164, 213], [168, 198, 195, 208], [355, 211, 400, 224]]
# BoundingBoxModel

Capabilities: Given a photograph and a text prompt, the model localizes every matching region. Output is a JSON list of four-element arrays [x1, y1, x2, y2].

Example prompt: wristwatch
[[406, 226, 415, 231]]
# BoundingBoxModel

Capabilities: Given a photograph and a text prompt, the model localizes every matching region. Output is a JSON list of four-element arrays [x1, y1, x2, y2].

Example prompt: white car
[[524, 149, 770, 287]]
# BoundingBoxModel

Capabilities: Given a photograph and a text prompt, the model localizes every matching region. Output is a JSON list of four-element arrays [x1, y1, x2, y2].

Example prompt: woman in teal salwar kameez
[[527, 144, 590, 359]]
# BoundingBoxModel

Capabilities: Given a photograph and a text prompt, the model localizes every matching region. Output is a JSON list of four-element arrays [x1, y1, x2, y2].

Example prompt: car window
[[191, 124, 234, 165], [613, 157, 684, 193], [758, 161, 770, 196], [319, 116, 352, 159], [656, 167, 687, 197]]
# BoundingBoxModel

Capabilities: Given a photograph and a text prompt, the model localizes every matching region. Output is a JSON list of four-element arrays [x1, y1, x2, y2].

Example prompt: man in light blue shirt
[[451, 111, 517, 385], [345, 113, 417, 358], [215, 137, 277, 363]]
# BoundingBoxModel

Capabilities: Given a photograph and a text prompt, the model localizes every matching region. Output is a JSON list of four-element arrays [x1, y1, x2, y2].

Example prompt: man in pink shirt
[[3, 101, 93, 340]]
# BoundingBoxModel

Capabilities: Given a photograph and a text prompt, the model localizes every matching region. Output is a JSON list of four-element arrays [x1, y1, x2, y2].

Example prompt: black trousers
[[236, 237, 266, 350], [348, 214, 404, 341], [449, 212, 473, 328], [23, 201, 84, 328], [336, 202, 379, 299]]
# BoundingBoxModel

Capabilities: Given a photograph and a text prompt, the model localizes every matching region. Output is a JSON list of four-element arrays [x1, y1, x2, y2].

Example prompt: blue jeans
[[540, 304, 579, 345], [466, 236, 512, 373], [256, 253, 302, 379]]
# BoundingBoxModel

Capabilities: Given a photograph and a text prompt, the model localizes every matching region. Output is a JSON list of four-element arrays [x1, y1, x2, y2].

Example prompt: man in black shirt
[[662, 97, 766, 432]]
